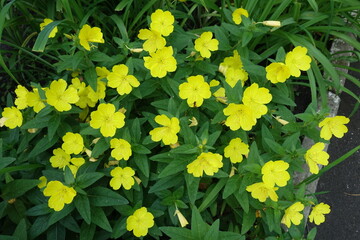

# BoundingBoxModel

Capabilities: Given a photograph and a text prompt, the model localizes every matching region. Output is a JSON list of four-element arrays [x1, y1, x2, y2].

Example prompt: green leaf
[[160, 227, 193, 240], [48, 204, 74, 227], [234, 190, 249, 213], [91, 138, 109, 158], [149, 174, 183, 193], [32, 21, 63, 52], [80, 223, 96, 240], [223, 175, 241, 199], [111, 218, 127, 239], [307, 0, 318, 12], [204, 219, 220, 240], [1, 179, 40, 200], [264, 138, 286, 155], [47, 223, 65, 240], [64, 166, 75, 185], [0, 157, 16, 170], [132, 144, 151, 154], [27, 135, 58, 160], [29, 215, 51, 239], [198, 179, 227, 212], [241, 209, 256, 234], [88, 187, 129, 206], [13, 218, 27, 240], [185, 174, 200, 204], [75, 194, 91, 224], [26, 204, 51, 216], [158, 159, 188, 178], [307, 227, 317, 240], [134, 153, 150, 177], [191, 206, 208, 239], [47, 114, 61, 140], [242, 31, 253, 47], [76, 172, 104, 189], [84, 67, 97, 92], [91, 207, 112, 232]]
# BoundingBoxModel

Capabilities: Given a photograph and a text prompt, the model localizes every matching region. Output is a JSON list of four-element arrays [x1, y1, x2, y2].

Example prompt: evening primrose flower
[[43, 181, 76, 211], [232, 8, 249, 25], [261, 160, 290, 187], [319, 116, 350, 140], [138, 28, 166, 53], [242, 83, 272, 118], [150, 9, 175, 36], [62, 132, 84, 155], [281, 202, 304, 228], [285, 46, 312, 77], [78, 24, 105, 51], [223, 103, 257, 131], [246, 182, 279, 202], [213, 87, 227, 104], [224, 138, 249, 163], [40, 18, 58, 38], [265, 62, 290, 84], [305, 142, 329, 174], [0, 107, 23, 129], [90, 103, 125, 137], [143, 46, 177, 78], [309, 203, 331, 225], [127, 207, 155, 237], [107, 64, 140, 95], [109, 166, 135, 190], [14, 85, 29, 109], [224, 68, 248, 87], [27, 89, 45, 113], [179, 75, 211, 107], [110, 138, 132, 160], [219, 50, 244, 74], [149, 115, 180, 145], [70, 78, 96, 108], [194, 32, 219, 58], [187, 152, 223, 177], [50, 148, 71, 169], [87, 80, 106, 103], [68, 157, 85, 176], [46, 79, 79, 112]]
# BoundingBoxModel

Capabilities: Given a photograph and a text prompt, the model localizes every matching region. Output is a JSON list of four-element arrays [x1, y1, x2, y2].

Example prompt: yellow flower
[[69, 157, 85, 176], [246, 182, 279, 202], [0, 107, 23, 129], [109, 166, 135, 190], [96, 66, 110, 81], [285, 46, 312, 77], [179, 75, 211, 107], [149, 115, 180, 145], [70, 78, 96, 108], [305, 142, 329, 174], [187, 152, 223, 177], [265, 62, 290, 84], [50, 148, 71, 169], [150, 9, 175, 36], [127, 207, 155, 237], [194, 32, 219, 58], [62, 132, 84, 155], [224, 68, 248, 87], [144, 46, 177, 78], [242, 83, 272, 118], [43, 181, 76, 211], [78, 24, 105, 51], [45, 79, 79, 112], [309, 203, 331, 225], [232, 8, 249, 25], [37, 176, 47, 189], [90, 103, 126, 137], [281, 202, 304, 228], [319, 116, 350, 140], [223, 103, 257, 131], [219, 50, 244, 74], [27, 89, 46, 113], [224, 138, 249, 163], [87, 80, 106, 103], [40, 18, 58, 38], [261, 160, 290, 187], [209, 80, 220, 87], [107, 64, 140, 95], [15, 85, 29, 109], [138, 28, 166, 53], [110, 138, 132, 160]]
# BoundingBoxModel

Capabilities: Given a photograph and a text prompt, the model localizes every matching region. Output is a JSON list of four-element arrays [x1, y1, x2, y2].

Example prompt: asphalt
[[314, 61, 360, 239]]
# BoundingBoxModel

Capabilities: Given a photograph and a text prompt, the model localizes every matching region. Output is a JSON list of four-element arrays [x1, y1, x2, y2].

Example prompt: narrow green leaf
[[91, 207, 112, 232], [1, 179, 40, 200], [91, 138, 109, 158], [134, 153, 150, 177], [74, 194, 91, 224], [84, 67, 97, 92], [13, 218, 27, 240], [241, 209, 256, 234], [32, 21, 63, 52], [88, 187, 129, 206], [80, 222, 96, 240], [76, 172, 104, 189], [198, 179, 227, 212], [160, 227, 193, 239]]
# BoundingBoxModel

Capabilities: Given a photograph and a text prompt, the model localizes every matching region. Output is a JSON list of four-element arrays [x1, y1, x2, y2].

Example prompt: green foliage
[[0, 0, 359, 239]]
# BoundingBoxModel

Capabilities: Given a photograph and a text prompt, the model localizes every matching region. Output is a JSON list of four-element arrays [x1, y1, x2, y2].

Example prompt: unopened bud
[[130, 48, 143, 53], [262, 21, 281, 27], [274, 116, 289, 125], [28, 128, 38, 133], [92, 138, 100, 145], [134, 176, 142, 185], [174, 209, 189, 227]]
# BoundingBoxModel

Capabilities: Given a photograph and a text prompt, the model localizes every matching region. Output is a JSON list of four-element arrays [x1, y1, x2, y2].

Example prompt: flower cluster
[[266, 46, 312, 83], [219, 50, 248, 87]]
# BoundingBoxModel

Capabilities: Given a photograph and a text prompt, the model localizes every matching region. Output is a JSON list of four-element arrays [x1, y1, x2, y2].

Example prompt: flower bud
[[262, 21, 281, 27]]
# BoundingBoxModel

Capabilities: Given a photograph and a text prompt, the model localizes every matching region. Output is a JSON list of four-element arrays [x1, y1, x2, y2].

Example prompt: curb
[[293, 37, 355, 221]]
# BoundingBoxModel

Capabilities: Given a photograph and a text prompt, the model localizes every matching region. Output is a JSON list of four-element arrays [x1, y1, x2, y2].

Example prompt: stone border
[[293, 37, 355, 222]]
